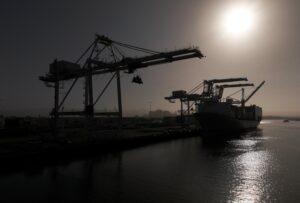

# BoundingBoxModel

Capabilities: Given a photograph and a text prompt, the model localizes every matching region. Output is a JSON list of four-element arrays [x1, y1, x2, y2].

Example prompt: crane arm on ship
[[217, 83, 254, 88], [202, 77, 248, 98], [207, 77, 248, 84], [214, 83, 254, 100], [244, 81, 265, 104]]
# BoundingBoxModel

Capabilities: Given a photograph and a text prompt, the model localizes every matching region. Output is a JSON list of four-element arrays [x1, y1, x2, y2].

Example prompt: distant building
[[149, 109, 176, 118]]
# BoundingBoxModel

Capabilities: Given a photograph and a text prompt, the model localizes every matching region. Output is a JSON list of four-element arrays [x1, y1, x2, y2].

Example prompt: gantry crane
[[39, 35, 204, 134]]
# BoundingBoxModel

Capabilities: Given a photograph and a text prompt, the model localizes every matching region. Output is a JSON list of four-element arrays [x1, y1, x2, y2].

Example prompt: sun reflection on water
[[228, 138, 273, 203], [260, 120, 272, 124]]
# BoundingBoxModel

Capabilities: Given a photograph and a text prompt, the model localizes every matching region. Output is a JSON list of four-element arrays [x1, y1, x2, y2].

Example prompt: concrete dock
[[0, 124, 201, 161]]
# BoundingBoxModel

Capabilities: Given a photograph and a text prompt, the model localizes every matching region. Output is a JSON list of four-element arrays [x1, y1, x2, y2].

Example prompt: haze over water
[[1, 120, 300, 202], [1, 0, 300, 116]]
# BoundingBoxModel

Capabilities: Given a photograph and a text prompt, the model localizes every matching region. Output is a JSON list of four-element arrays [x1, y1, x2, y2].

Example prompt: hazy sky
[[0, 0, 300, 116]]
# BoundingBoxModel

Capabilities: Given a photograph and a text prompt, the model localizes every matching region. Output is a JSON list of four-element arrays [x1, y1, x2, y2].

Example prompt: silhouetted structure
[[149, 109, 175, 118], [196, 78, 265, 131], [167, 77, 265, 131], [39, 35, 204, 137]]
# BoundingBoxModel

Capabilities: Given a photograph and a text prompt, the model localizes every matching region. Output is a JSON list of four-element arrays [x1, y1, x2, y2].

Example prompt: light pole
[[148, 101, 152, 118]]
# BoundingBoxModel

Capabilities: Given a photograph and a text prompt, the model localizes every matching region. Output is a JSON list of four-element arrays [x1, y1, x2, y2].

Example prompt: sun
[[223, 5, 255, 36]]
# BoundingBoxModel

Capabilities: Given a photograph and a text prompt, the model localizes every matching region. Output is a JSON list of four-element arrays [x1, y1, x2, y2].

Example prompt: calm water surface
[[1, 120, 300, 203]]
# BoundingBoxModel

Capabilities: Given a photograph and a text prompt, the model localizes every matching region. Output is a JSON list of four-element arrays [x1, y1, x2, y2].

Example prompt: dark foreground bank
[[1, 120, 300, 202], [0, 125, 200, 162]]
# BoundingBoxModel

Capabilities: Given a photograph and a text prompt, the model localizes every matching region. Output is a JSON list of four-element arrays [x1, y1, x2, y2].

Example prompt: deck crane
[[202, 77, 248, 98], [214, 83, 254, 100], [164, 78, 249, 119], [242, 81, 265, 106], [39, 35, 204, 134]]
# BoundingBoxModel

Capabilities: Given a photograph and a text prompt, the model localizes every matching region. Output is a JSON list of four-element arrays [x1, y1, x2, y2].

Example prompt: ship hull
[[194, 113, 260, 132]]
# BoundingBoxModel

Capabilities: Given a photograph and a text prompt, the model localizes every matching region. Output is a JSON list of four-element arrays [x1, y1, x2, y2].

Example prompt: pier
[[0, 117, 201, 161]]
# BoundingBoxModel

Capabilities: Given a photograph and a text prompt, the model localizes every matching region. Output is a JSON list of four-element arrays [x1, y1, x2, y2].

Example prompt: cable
[[112, 44, 126, 58], [58, 40, 99, 110], [93, 73, 117, 106], [75, 39, 98, 64], [226, 88, 242, 98], [188, 82, 204, 94], [113, 41, 160, 54]]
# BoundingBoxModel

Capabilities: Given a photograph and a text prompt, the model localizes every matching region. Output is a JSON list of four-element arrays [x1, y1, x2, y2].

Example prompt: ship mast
[[241, 88, 245, 107]]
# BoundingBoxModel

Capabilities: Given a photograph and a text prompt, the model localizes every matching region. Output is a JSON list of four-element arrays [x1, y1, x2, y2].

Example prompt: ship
[[194, 78, 265, 132]]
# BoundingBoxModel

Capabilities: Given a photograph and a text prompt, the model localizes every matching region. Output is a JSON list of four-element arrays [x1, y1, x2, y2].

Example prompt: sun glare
[[223, 5, 255, 36]]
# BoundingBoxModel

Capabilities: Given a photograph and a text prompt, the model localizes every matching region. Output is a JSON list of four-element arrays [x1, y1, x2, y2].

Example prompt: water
[[1, 120, 300, 203]]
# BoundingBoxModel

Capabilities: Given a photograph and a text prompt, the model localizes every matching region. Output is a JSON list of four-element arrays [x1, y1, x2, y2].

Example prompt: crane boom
[[214, 83, 254, 100], [40, 48, 203, 82], [244, 81, 265, 103], [207, 77, 248, 84], [202, 77, 248, 98], [217, 83, 254, 88]]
